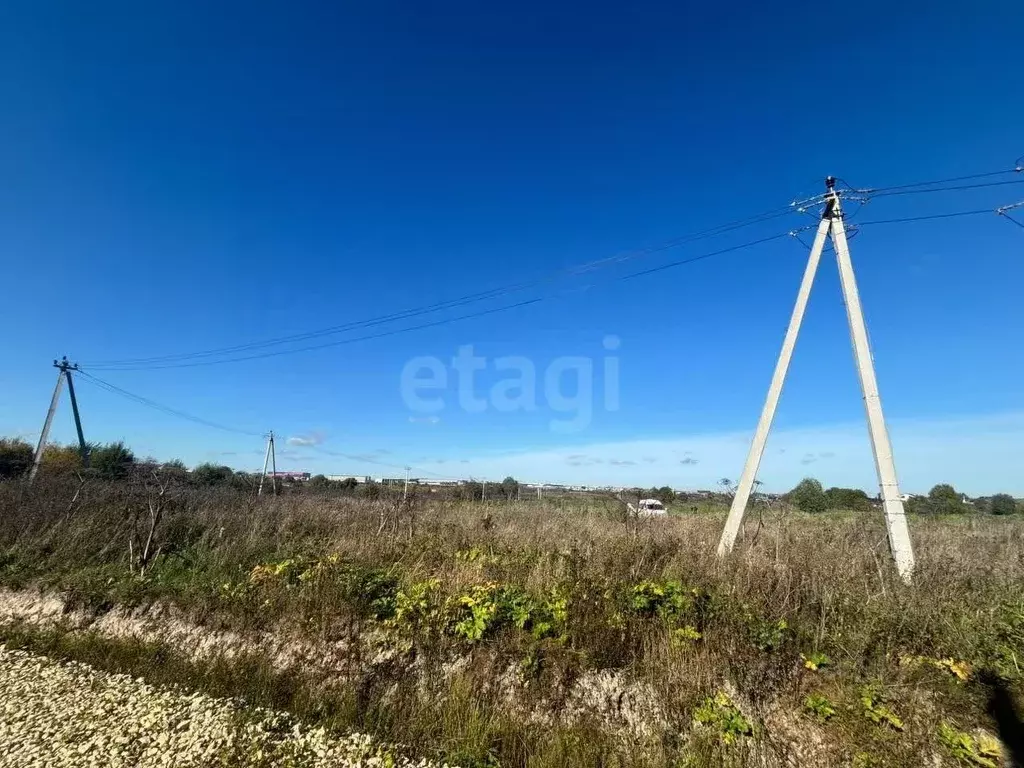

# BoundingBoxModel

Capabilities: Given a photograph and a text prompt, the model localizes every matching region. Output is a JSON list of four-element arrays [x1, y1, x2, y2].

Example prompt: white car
[[634, 498, 667, 516]]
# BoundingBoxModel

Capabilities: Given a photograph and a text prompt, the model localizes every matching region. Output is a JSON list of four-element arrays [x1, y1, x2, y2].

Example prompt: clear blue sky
[[2, 1, 1022, 493]]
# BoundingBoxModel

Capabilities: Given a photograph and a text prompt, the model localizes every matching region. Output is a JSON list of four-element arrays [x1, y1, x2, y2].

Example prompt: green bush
[[0, 438, 33, 479]]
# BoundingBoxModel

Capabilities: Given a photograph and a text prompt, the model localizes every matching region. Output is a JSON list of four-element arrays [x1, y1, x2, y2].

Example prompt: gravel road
[[0, 645, 443, 768]]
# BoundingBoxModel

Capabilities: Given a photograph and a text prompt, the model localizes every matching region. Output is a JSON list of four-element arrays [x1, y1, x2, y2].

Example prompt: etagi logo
[[400, 336, 621, 433]]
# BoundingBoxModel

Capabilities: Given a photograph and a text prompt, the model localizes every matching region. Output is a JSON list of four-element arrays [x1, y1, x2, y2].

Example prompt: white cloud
[[287, 432, 326, 447]]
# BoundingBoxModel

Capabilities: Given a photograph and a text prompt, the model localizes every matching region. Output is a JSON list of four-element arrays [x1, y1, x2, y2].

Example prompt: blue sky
[[2, 1, 1022, 494]]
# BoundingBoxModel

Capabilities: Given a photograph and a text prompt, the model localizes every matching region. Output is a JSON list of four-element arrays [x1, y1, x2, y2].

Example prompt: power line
[[998, 201, 1024, 230], [866, 178, 1024, 199], [83, 229, 796, 371], [83, 205, 801, 369], [81, 165, 1023, 372], [853, 166, 1022, 195], [76, 371, 263, 437], [856, 208, 996, 226]]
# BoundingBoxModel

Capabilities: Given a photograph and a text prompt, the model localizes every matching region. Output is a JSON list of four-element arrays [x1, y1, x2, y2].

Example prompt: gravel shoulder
[[0, 645, 443, 768]]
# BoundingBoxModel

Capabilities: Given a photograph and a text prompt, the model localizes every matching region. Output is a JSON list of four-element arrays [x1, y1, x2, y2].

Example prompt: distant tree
[[824, 486, 872, 512], [41, 443, 83, 474], [0, 438, 33, 480], [461, 481, 483, 501], [905, 495, 930, 516], [500, 476, 519, 500], [192, 463, 233, 486], [990, 493, 1017, 516], [787, 478, 827, 514], [927, 483, 967, 515], [90, 441, 136, 480], [229, 471, 256, 492], [309, 474, 330, 489], [159, 459, 189, 480], [359, 479, 381, 499], [338, 477, 359, 492], [651, 486, 676, 505]]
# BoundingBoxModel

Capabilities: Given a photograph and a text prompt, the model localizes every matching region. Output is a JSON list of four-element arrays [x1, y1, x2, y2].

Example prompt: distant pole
[[481, 480, 486, 501], [60, 358, 90, 468], [258, 432, 273, 496], [27, 368, 66, 483], [717, 177, 914, 582], [403, 466, 410, 500], [269, 431, 278, 496]]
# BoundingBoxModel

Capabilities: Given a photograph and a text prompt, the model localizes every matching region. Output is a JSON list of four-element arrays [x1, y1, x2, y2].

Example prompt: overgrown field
[[0, 476, 1021, 767]]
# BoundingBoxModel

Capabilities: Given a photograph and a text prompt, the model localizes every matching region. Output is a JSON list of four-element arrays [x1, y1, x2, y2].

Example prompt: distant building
[[268, 471, 310, 481]]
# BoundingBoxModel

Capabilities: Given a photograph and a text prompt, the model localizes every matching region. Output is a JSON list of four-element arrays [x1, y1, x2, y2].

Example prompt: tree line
[[3, 437, 1019, 514], [785, 477, 1021, 516]]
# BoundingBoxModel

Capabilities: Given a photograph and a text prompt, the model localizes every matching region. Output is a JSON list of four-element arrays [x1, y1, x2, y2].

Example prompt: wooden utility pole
[[717, 177, 915, 582], [28, 357, 89, 483]]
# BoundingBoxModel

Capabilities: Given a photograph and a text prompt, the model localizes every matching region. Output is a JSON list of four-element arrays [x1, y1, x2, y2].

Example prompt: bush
[[192, 463, 233, 486], [0, 438, 33, 480], [90, 442, 136, 480], [927, 484, 968, 515], [788, 478, 827, 514], [825, 486, 872, 512], [990, 494, 1017, 516]]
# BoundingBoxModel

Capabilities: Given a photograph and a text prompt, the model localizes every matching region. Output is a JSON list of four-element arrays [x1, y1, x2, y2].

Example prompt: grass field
[[0, 475, 1021, 767]]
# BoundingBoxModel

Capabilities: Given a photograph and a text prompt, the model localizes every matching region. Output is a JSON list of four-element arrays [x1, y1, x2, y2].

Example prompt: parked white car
[[632, 498, 667, 516]]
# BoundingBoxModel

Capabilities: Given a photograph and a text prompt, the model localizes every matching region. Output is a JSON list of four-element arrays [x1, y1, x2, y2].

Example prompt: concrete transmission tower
[[28, 357, 90, 483], [717, 177, 915, 582], [258, 431, 278, 496]]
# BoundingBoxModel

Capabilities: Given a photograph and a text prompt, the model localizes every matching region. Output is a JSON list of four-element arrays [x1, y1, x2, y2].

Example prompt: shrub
[[990, 494, 1017, 516], [787, 478, 827, 514], [0, 438, 33, 479]]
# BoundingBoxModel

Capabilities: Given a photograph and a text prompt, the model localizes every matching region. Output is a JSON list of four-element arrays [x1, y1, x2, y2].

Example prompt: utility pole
[[403, 466, 410, 501], [481, 480, 486, 501], [717, 177, 915, 583], [258, 431, 278, 497], [27, 357, 89, 483], [270, 431, 277, 496]]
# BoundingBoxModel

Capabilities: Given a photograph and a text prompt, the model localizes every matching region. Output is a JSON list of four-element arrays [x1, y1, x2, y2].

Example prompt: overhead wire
[[75, 371, 464, 477], [76, 370, 264, 437], [856, 208, 997, 226], [82, 229, 796, 371], [67, 177, 1024, 471], [851, 166, 1022, 196], [864, 178, 1024, 199], [83, 165, 1024, 372], [83, 204, 802, 369], [997, 201, 1024, 230]]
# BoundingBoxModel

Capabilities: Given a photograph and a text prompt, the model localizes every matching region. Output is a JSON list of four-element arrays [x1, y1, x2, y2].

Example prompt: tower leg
[[718, 213, 832, 556], [830, 215, 914, 582], [27, 370, 66, 483]]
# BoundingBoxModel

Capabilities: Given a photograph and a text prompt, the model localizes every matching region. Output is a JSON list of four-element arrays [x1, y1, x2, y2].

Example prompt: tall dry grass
[[0, 475, 1021, 766]]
